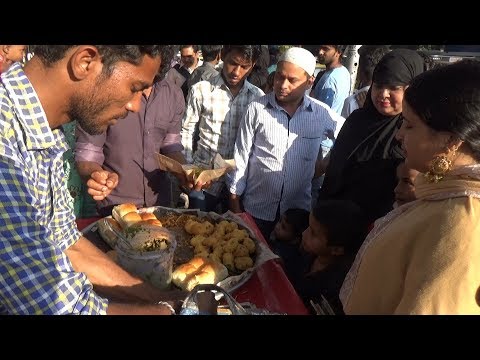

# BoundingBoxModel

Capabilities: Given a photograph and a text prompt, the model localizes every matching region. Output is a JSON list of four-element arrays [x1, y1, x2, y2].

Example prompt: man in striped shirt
[[229, 47, 342, 240], [0, 46, 183, 315], [181, 45, 264, 212]]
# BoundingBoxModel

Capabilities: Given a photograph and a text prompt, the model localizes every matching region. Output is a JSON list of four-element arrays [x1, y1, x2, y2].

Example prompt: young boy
[[281, 200, 369, 314], [394, 161, 419, 208]]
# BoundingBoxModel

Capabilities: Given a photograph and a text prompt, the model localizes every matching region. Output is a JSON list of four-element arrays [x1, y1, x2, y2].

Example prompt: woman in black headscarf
[[317, 49, 425, 226]]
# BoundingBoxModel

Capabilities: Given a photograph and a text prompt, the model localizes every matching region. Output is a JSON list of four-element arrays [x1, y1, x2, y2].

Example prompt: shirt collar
[[209, 73, 256, 96], [1, 63, 59, 151]]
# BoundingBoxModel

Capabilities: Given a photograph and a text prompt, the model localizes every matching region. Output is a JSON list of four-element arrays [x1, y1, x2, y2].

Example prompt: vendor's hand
[[157, 289, 189, 313], [192, 180, 212, 191], [324, 128, 335, 140], [87, 170, 119, 201], [229, 194, 243, 213]]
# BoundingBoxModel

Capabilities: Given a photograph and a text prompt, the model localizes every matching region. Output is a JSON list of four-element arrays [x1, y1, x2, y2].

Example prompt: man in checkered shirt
[[0, 45, 183, 315], [181, 45, 264, 212]]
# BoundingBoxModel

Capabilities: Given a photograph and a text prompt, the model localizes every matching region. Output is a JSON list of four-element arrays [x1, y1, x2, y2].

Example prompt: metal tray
[[80, 207, 278, 294]]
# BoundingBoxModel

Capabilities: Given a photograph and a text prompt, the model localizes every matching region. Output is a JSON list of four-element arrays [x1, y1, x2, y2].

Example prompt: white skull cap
[[278, 47, 316, 76]]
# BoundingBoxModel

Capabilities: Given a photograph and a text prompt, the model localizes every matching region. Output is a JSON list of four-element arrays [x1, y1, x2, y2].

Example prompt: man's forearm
[[229, 193, 243, 213], [314, 152, 330, 178], [76, 160, 104, 184], [65, 236, 175, 303]]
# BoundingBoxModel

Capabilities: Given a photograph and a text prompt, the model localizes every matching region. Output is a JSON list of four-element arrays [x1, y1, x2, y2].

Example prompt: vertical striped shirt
[[229, 92, 341, 221], [0, 63, 108, 314], [181, 74, 264, 196]]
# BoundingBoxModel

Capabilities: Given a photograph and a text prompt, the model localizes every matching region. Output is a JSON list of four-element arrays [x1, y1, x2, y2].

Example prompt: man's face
[[221, 49, 254, 88], [180, 46, 199, 69], [274, 61, 312, 104], [317, 45, 340, 66], [72, 55, 161, 135]]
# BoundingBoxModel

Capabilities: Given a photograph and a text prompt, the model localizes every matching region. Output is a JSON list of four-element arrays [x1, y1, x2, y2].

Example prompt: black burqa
[[317, 49, 425, 225]]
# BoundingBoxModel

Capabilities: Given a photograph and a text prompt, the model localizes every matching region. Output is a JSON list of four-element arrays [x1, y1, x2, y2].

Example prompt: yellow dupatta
[[340, 165, 480, 314]]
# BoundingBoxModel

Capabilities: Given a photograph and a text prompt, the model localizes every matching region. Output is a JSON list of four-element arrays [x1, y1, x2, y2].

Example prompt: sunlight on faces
[[221, 50, 254, 88], [301, 214, 329, 256], [72, 55, 161, 135], [371, 83, 405, 116], [274, 61, 312, 104], [394, 162, 419, 207], [396, 100, 452, 173]]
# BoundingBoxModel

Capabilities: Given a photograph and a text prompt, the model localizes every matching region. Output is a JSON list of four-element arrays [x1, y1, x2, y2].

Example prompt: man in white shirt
[[229, 47, 341, 240]]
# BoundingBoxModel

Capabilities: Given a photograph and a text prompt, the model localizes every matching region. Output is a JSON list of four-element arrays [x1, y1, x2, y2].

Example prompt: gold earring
[[424, 146, 457, 183]]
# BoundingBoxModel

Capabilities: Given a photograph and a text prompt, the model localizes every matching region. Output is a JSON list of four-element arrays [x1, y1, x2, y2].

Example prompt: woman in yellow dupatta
[[340, 59, 480, 315]]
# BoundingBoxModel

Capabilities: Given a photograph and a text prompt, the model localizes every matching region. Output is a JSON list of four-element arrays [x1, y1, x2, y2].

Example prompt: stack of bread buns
[[172, 256, 228, 291], [112, 203, 163, 229], [111, 203, 171, 252]]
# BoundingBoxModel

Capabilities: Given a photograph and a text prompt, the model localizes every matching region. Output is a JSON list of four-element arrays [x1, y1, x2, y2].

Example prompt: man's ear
[[307, 74, 315, 88], [69, 46, 101, 80]]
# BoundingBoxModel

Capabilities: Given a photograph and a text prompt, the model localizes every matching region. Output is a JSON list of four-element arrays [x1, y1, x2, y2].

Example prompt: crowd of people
[[1, 44, 479, 315]]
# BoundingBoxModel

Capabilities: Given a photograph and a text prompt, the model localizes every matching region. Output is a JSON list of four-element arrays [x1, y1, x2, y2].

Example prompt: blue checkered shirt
[[0, 63, 108, 314]]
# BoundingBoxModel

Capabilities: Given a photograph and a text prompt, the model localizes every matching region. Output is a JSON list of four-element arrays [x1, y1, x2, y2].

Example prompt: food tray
[[81, 206, 279, 293]]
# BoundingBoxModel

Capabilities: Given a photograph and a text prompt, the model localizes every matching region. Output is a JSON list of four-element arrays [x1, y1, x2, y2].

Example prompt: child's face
[[301, 214, 329, 256], [394, 162, 419, 207], [273, 215, 296, 243]]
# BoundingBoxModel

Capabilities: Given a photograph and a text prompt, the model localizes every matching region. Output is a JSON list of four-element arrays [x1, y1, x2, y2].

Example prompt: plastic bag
[[179, 284, 285, 315]]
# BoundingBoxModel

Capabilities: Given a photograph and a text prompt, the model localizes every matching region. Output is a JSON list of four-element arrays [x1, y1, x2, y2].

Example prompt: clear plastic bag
[[179, 284, 285, 315]]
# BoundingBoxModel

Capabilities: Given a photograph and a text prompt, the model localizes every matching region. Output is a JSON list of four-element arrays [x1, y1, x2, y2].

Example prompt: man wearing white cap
[[228, 47, 343, 240]]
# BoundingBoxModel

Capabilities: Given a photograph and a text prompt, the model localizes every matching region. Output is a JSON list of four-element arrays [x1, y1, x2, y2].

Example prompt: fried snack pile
[[184, 219, 256, 273]]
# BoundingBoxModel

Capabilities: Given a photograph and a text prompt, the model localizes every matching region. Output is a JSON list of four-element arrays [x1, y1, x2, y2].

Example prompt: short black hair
[[201, 45, 222, 62], [358, 45, 391, 83], [283, 208, 310, 237], [179, 45, 200, 53], [404, 59, 480, 161], [312, 200, 369, 254], [221, 45, 263, 64], [31, 45, 165, 77]]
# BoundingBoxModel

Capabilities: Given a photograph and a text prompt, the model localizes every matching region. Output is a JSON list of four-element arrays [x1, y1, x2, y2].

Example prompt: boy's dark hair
[[283, 208, 310, 237], [312, 200, 369, 254]]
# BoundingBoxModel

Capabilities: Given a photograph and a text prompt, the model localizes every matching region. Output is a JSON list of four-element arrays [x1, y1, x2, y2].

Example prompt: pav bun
[[172, 256, 228, 291], [112, 203, 137, 219]]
